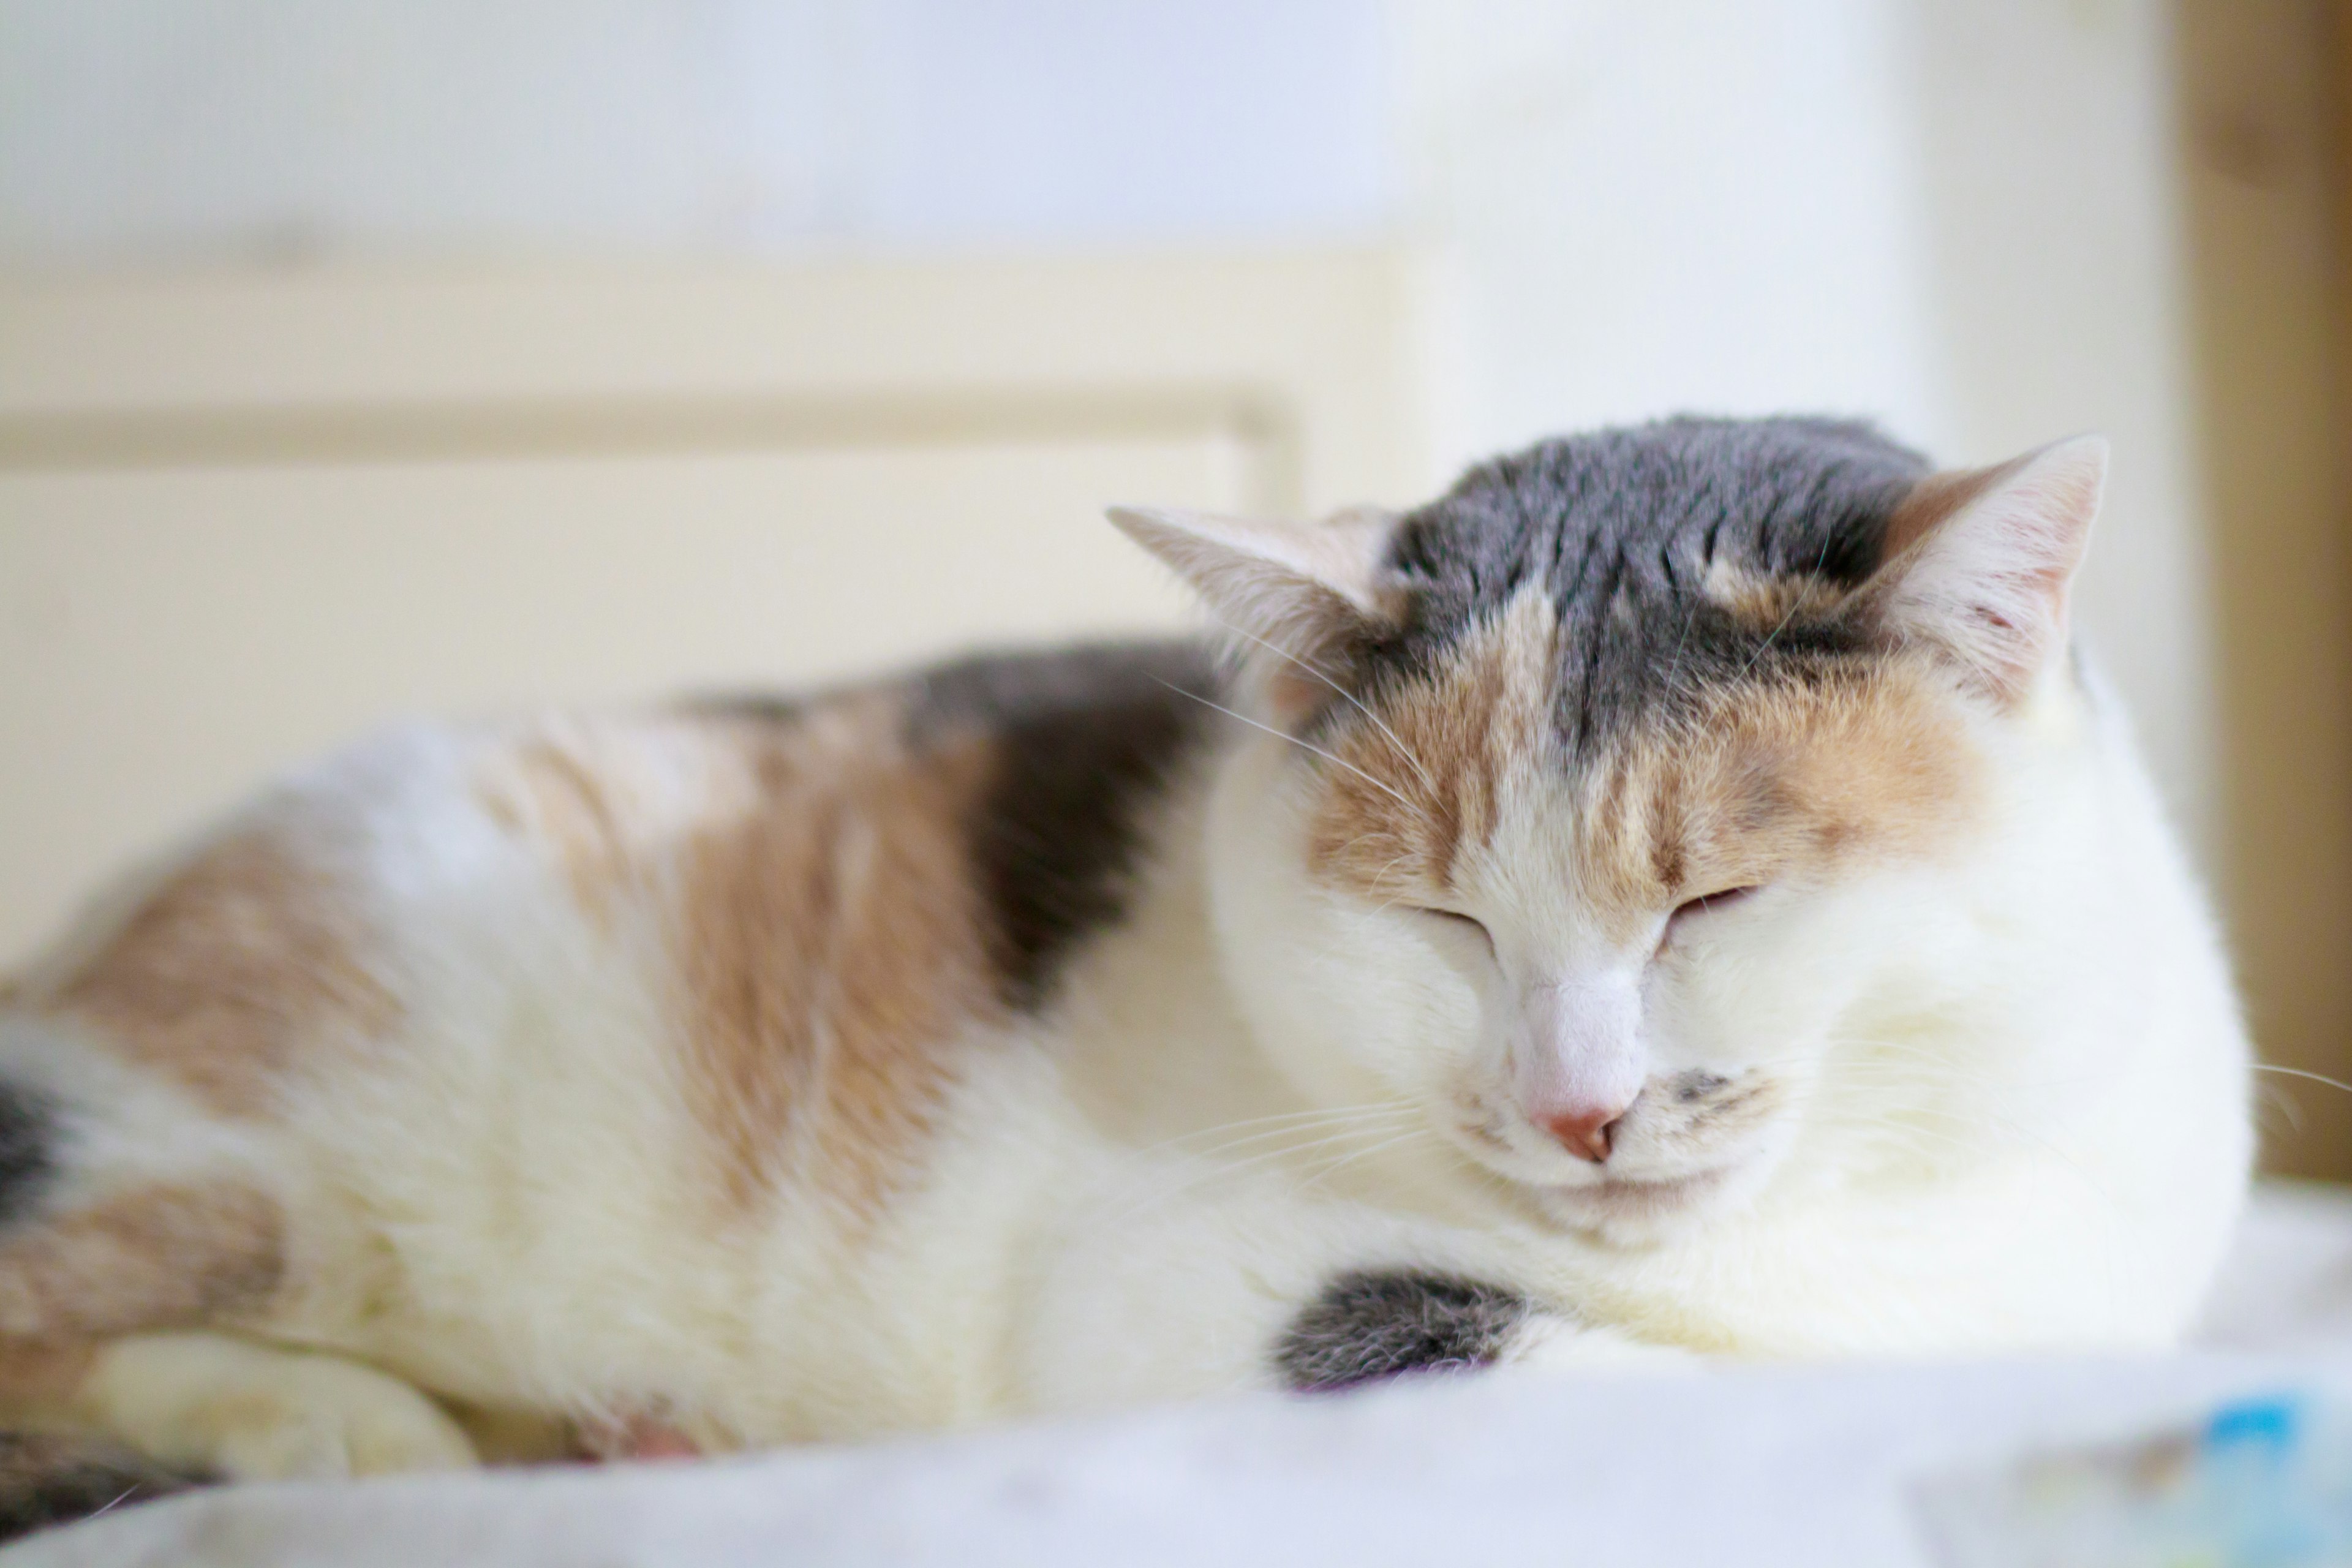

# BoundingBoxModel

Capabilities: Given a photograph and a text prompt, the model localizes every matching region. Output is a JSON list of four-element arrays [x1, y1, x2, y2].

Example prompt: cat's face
[[1118, 417, 2106, 1245]]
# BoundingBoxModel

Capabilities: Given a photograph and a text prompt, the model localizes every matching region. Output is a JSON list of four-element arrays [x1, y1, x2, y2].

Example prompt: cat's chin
[[1530, 1167, 1743, 1246]]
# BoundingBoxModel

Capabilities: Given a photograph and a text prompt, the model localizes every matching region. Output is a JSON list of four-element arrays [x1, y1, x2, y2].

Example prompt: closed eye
[[1669, 886, 1758, 927], [1413, 907, 1495, 955]]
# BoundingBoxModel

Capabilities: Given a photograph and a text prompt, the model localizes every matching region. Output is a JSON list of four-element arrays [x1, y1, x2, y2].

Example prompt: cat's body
[[0, 419, 2250, 1517]]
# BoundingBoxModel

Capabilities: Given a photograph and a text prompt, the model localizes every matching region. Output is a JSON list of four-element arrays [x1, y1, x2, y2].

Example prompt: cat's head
[[1112, 416, 2109, 1245]]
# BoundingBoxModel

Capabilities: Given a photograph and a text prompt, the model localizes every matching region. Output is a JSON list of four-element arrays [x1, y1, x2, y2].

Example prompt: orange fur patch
[[0, 1183, 284, 1342], [473, 732, 636, 922], [1698, 558, 1852, 636], [51, 819, 398, 1115], [1308, 590, 1558, 904], [1569, 662, 1983, 938], [669, 699, 1001, 1218], [0, 1340, 96, 1411]]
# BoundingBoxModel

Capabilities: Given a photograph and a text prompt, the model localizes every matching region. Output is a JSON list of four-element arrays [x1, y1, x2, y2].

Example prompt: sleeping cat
[[0, 416, 2250, 1529]]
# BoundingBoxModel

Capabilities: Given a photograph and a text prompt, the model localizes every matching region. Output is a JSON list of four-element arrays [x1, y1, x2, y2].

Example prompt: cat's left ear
[[1107, 504, 1400, 719], [1866, 435, 2107, 705]]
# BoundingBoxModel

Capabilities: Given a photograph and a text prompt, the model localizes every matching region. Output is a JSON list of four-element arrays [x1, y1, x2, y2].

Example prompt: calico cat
[[0, 417, 2250, 1530]]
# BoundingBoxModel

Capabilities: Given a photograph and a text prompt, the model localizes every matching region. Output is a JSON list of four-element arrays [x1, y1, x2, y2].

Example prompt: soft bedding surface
[[18, 1183, 2352, 1568]]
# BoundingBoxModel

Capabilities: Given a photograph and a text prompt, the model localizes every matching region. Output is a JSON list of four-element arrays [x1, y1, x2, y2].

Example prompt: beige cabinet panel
[[0, 437, 1227, 961], [0, 254, 1423, 967]]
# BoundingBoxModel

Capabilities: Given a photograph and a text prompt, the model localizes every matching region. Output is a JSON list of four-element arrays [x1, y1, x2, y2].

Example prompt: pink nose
[[1538, 1106, 1624, 1164]]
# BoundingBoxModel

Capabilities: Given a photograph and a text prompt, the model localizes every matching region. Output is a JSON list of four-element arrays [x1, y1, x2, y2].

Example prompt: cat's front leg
[[1273, 1267, 1694, 1392], [1011, 1185, 1687, 1412]]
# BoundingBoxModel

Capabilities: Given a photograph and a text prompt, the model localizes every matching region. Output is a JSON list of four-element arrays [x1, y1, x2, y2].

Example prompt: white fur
[[73, 1333, 477, 1479]]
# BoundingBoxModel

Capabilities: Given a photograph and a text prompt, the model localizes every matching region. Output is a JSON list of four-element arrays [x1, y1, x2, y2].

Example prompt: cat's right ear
[[1107, 505, 1400, 718], [1864, 435, 2107, 706]]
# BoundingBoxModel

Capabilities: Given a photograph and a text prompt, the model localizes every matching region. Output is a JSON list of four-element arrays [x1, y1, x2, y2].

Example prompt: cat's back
[[22, 640, 1218, 1076], [2, 640, 1223, 1408]]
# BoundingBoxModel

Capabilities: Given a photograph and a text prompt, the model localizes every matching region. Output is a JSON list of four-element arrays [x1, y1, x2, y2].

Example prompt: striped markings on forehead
[[1366, 418, 1925, 752], [1309, 589, 1982, 941]]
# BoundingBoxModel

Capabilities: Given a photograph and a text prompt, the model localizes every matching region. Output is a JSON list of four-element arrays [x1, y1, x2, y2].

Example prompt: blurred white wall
[[1393, 0, 2214, 847], [0, 0, 1392, 257], [0, 0, 2214, 853]]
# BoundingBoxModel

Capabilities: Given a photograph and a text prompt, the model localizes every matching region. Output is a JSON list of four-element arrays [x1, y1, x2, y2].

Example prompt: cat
[[0, 416, 2251, 1535]]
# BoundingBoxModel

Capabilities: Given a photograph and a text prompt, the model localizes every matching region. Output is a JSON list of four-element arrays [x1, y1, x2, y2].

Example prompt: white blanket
[[22, 1183, 2352, 1568]]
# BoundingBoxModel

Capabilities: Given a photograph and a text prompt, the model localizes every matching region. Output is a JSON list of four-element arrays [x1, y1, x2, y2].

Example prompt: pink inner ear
[[1107, 506, 1393, 652], [1871, 437, 2106, 703]]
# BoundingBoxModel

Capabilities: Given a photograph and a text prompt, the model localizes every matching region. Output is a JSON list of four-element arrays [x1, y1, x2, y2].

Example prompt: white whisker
[[1080, 1117, 1425, 1234], [1153, 679, 1420, 813], [85, 1485, 142, 1520], [1208, 617, 1442, 800], [2250, 1064, 2352, 1097], [1735, 534, 1837, 680], [1297, 1126, 1442, 1196]]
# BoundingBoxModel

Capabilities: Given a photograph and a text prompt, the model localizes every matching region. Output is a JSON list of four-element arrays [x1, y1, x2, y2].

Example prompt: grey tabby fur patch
[[1275, 1269, 1536, 1392], [1367, 416, 1930, 752]]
